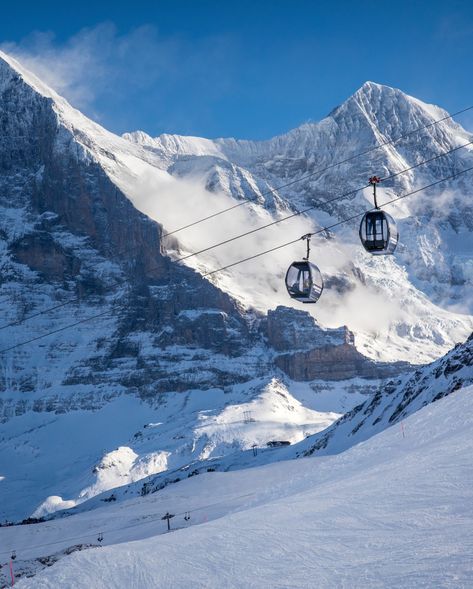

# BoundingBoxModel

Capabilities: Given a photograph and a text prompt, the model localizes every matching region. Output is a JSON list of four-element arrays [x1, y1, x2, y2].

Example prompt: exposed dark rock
[[11, 231, 81, 280], [266, 306, 354, 352], [266, 306, 409, 381]]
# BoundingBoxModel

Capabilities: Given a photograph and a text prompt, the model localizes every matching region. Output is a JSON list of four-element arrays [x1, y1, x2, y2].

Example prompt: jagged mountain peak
[[0, 49, 73, 115], [329, 79, 470, 148], [0, 48, 151, 168], [354, 80, 406, 98], [123, 78, 471, 171], [342, 79, 434, 113]]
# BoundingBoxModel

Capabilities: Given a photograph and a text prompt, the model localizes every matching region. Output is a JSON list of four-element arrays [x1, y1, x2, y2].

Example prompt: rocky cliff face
[[266, 306, 408, 380], [266, 306, 354, 352], [0, 52, 263, 414]]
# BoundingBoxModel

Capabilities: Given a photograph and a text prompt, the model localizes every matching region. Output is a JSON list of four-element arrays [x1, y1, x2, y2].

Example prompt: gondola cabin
[[359, 210, 398, 255], [285, 261, 323, 304]]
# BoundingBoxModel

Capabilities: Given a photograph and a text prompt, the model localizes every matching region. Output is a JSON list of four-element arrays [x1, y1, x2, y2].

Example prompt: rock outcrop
[[266, 306, 408, 380]]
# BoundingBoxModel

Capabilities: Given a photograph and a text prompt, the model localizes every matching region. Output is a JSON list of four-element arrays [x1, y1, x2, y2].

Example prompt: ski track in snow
[[2, 387, 472, 588]]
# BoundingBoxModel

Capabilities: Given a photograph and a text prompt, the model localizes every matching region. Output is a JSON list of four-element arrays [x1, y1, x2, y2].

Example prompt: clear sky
[[1, 0, 472, 139]]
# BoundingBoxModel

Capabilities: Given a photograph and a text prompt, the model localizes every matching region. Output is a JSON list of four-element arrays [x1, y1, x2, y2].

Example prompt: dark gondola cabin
[[359, 175, 399, 255], [359, 210, 398, 255], [285, 261, 323, 303]]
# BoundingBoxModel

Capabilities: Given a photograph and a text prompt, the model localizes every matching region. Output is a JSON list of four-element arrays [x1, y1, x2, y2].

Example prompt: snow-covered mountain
[[1, 48, 472, 524], [125, 81, 473, 363]]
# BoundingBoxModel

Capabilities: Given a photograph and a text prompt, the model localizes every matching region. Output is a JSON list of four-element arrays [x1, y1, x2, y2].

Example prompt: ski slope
[[6, 386, 473, 588]]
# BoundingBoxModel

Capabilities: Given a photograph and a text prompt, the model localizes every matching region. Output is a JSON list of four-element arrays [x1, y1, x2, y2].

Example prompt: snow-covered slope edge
[[10, 385, 473, 588], [299, 331, 473, 457]]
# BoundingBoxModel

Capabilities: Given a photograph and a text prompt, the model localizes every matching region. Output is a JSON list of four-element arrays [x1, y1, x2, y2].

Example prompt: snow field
[[5, 386, 473, 588], [1, 377, 364, 521]]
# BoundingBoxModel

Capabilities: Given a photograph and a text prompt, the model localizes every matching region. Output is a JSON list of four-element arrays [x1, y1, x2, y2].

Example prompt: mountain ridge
[[124, 80, 451, 148]]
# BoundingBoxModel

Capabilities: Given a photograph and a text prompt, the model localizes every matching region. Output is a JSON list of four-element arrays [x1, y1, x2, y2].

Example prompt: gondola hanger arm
[[300, 233, 312, 260], [369, 175, 382, 209]]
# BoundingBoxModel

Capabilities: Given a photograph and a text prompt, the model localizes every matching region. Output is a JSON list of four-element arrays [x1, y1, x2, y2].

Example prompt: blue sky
[[1, 0, 472, 139]]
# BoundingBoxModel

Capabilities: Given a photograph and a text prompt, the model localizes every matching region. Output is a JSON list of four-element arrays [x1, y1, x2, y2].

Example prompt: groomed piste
[[8, 386, 473, 588]]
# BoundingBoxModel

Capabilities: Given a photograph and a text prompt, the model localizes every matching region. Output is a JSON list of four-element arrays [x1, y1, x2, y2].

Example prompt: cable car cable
[[1, 165, 471, 356], [174, 140, 473, 263], [162, 104, 473, 237], [0, 307, 117, 355], [201, 164, 473, 278], [0, 287, 126, 332]]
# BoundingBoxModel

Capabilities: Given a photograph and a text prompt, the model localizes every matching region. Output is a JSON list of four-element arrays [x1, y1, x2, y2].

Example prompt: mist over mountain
[[124, 80, 473, 363]]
